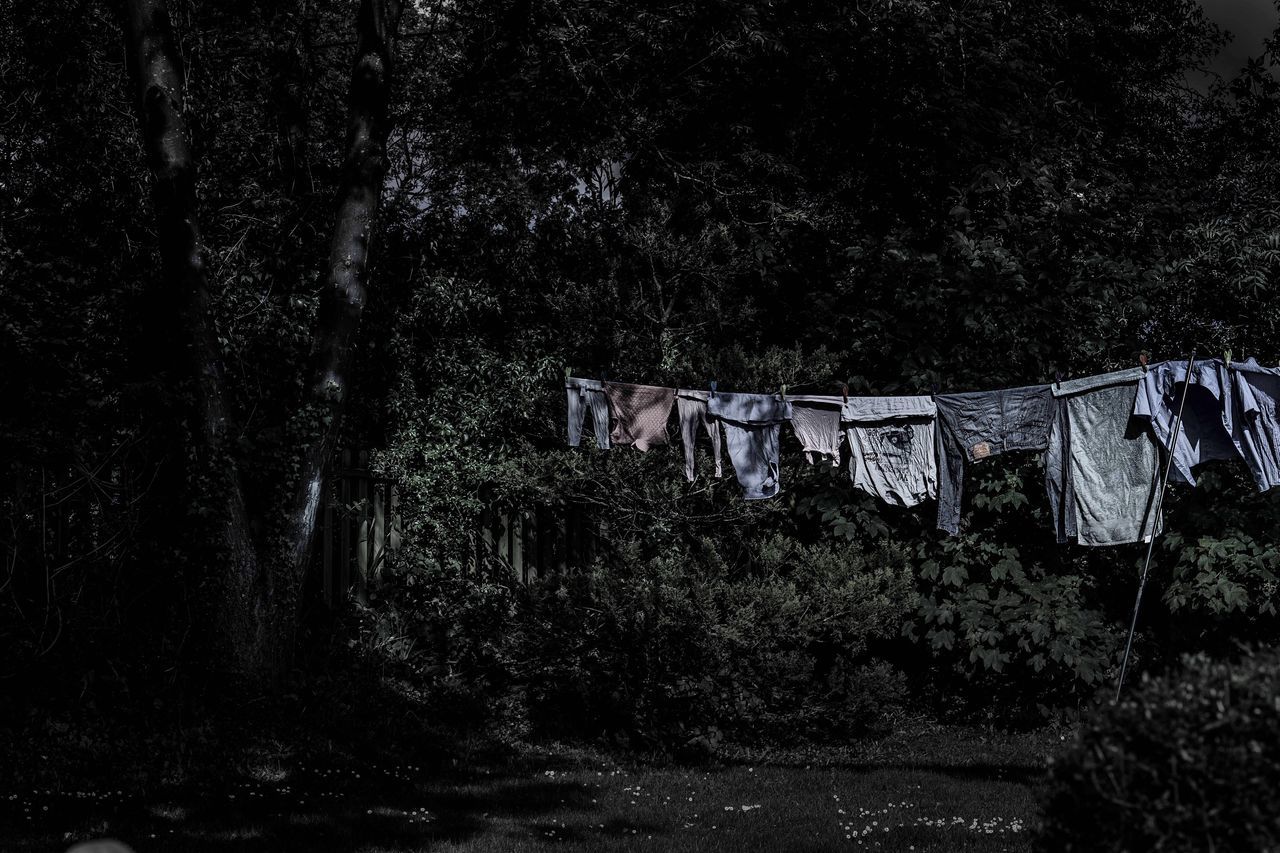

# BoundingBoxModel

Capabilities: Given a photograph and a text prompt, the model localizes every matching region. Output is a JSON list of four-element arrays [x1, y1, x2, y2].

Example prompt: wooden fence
[[7, 450, 601, 612], [471, 501, 602, 582], [319, 450, 400, 606]]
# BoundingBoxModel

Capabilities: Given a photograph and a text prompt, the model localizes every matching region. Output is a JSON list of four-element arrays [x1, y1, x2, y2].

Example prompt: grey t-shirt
[[842, 395, 937, 507], [786, 395, 844, 466], [1045, 367, 1161, 546]]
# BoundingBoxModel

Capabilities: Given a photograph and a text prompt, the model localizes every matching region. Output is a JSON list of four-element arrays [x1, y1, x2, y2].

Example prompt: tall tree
[[119, 0, 404, 683]]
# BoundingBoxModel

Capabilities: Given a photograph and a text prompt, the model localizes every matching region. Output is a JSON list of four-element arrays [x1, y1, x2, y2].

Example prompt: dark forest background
[[3, 0, 1280, 757]]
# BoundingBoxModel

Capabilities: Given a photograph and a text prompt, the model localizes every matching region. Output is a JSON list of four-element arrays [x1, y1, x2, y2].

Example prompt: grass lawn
[[2, 726, 1056, 852]]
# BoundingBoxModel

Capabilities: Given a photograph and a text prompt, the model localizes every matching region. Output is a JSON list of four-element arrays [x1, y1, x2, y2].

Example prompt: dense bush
[[351, 535, 913, 755], [1038, 648, 1280, 852], [519, 537, 913, 752]]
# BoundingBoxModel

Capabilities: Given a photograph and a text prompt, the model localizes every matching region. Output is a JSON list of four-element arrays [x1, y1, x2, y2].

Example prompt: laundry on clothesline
[[786, 395, 845, 467], [675, 389, 725, 482], [1046, 367, 1161, 547], [708, 391, 792, 501], [603, 381, 676, 451], [565, 375, 611, 450], [1133, 359, 1240, 486], [562, 357, 1267, 546], [842, 395, 937, 508], [1225, 358, 1280, 492], [933, 385, 1055, 536]]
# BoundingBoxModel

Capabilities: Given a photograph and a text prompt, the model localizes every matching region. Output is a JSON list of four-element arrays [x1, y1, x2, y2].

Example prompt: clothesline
[[564, 357, 1280, 547]]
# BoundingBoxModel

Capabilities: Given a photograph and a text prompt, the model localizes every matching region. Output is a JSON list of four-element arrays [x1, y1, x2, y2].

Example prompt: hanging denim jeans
[[566, 376, 611, 449], [935, 384, 1054, 535]]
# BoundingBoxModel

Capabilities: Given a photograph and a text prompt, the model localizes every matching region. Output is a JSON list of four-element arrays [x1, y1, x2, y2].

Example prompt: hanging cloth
[[602, 382, 676, 451], [565, 376, 611, 449], [1131, 359, 1240, 485], [842, 395, 937, 508], [676, 389, 725, 481], [708, 392, 792, 500], [785, 395, 844, 466], [1045, 367, 1162, 546], [934, 385, 1054, 535], [1226, 358, 1280, 491]]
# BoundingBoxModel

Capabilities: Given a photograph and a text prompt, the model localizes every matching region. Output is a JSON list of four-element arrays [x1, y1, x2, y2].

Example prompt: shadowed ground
[[2, 726, 1055, 852]]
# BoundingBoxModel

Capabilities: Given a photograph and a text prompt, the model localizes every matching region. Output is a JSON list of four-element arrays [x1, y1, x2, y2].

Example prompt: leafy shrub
[[517, 536, 914, 753], [798, 455, 1121, 709], [1039, 648, 1280, 852], [344, 550, 522, 733]]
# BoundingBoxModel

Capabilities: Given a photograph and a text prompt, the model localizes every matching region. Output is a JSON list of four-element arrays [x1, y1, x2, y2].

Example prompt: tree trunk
[[123, 0, 405, 684], [279, 0, 405, 615], [121, 0, 271, 681]]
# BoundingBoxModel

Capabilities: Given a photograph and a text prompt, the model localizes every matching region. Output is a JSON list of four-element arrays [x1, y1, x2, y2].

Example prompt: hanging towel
[[708, 392, 792, 500], [566, 376, 611, 449], [1132, 359, 1240, 486], [676, 389, 725, 481], [842, 395, 937, 507], [1045, 367, 1162, 546], [1226, 359, 1280, 491], [935, 385, 1054, 535], [786, 395, 844, 466], [603, 381, 676, 451]]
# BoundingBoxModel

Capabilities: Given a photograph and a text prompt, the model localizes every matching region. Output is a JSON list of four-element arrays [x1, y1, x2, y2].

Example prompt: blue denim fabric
[[707, 392, 792, 500], [934, 384, 1054, 535], [565, 376, 611, 449]]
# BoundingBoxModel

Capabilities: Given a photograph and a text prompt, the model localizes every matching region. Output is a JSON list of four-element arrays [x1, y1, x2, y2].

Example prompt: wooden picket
[[320, 450, 399, 606], [471, 500, 601, 581]]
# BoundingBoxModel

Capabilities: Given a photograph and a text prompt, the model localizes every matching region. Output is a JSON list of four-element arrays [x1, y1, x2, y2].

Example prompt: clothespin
[[1224, 348, 1233, 367], [1054, 370, 1063, 390], [779, 383, 788, 399], [842, 383, 849, 403], [565, 366, 572, 379], [930, 383, 939, 396], [1139, 352, 1149, 373], [710, 380, 718, 393], [601, 370, 610, 383]]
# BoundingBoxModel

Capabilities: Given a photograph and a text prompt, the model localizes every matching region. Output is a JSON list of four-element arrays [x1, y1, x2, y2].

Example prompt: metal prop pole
[[1114, 351, 1197, 702]]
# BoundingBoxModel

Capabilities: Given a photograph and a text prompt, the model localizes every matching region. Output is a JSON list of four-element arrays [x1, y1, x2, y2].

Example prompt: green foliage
[[353, 535, 912, 754], [910, 465, 1117, 693], [1162, 469, 1280, 625], [6, 0, 1280, 723], [1039, 648, 1280, 852], [520, 536, 913, 751]]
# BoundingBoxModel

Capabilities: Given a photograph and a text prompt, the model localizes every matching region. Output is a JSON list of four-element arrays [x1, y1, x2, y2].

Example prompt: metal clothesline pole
[[1114, 350, 1197, 703]]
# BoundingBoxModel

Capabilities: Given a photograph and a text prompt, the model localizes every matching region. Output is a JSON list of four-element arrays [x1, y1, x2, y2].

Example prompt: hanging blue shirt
[[1227, 358, 1280, 491], [1131, 358, 1241, 485]]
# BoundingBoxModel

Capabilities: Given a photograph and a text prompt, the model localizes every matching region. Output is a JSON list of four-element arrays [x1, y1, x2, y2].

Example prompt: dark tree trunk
[[279, 0, 404, 613], [121, 0, 270, 681], [122, 0, 405, 685]]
